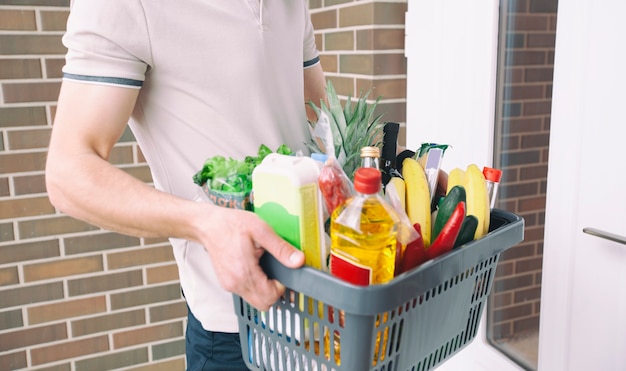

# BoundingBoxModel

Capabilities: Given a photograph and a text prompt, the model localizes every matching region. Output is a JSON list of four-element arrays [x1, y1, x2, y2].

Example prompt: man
[[46, 1, 327, 369]]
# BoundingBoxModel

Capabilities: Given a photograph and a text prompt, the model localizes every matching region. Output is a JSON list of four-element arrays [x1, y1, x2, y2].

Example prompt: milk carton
[[252, 153, 328, 271]]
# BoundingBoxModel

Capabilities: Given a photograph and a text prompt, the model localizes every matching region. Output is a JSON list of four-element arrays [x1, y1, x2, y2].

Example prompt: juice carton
[[252, 153, 328, 271]]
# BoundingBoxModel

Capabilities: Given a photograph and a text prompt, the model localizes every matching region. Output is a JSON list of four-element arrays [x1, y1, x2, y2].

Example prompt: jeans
[[185, 305, 248, 371]]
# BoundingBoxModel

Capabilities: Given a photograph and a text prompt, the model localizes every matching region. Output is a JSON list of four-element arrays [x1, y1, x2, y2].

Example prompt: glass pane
[[487, 0, 559, 369]]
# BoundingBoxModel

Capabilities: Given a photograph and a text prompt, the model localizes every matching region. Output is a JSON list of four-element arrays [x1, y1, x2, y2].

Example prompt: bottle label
[[330, 252, 371, 286]]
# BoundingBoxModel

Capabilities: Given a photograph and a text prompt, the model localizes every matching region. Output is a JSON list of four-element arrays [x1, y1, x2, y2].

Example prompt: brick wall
[[0, 2, 187, 370], [309, 0, 408, 144], [488, 0, 558, 343], [0, 1, 408, 370]]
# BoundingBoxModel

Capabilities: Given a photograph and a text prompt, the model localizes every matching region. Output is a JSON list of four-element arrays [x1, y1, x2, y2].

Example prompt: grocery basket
[[233, 209, 524, 371]]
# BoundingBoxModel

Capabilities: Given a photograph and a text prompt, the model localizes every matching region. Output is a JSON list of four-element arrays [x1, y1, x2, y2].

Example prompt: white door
[[538, 0, 626, 370]]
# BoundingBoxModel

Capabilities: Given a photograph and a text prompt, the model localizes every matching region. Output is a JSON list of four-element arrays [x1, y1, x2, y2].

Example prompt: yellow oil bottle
[[327, 167, 399, 365]]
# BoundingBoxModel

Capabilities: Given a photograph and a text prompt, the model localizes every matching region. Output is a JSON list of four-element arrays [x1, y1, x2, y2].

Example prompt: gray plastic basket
[[233, 209, 524, 371]]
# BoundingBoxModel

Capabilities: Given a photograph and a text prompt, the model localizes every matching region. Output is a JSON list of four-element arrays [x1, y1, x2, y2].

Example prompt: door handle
[[583, 227, 626, 246]]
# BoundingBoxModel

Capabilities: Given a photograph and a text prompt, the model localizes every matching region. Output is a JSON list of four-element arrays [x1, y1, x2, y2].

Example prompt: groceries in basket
[[189, 79, 513, 370], [192, 138, 504, 275], [193, 144, 507, 369]]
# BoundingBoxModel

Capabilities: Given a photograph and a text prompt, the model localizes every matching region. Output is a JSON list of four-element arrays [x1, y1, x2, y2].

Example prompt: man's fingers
[[242, 276, 286, 311], [220, 214, 302, 310], [274, 280, 286, 294], [269, 239, 305, 269], [255, 224, 304, 269]]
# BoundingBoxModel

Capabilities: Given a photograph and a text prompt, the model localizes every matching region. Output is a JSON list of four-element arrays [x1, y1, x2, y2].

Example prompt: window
[[486, 0, 558, 369]]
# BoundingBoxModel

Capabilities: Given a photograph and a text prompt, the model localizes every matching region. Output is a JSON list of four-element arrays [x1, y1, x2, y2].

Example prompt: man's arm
[[46, 80, 304, 310], [304, 62, 327, 122]]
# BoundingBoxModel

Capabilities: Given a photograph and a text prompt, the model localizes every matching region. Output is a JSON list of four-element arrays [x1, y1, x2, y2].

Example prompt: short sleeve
[[302, 4, 320, 69], [62, 0, 152, 87]]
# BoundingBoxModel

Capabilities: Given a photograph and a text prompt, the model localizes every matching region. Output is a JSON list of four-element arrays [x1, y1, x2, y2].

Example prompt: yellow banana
[[387, 176, 406, 211], [446, 167, 466, 194], [464, 164, 490, 239], [402, 157, 431, 246]]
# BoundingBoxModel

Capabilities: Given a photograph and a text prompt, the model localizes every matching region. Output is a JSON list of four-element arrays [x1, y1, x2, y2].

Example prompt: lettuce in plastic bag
[[192, 144, 293, 193]]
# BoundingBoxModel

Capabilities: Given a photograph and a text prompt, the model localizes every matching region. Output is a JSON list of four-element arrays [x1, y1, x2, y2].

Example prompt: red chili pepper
[[397, 223, 427, 274], [427, 201, 465, 260]]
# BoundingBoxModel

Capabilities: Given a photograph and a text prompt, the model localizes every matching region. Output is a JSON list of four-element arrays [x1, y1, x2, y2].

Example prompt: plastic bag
[[318, 157, 353, 216], [384, 184, 420, 246], [314, 111, 354, 216]]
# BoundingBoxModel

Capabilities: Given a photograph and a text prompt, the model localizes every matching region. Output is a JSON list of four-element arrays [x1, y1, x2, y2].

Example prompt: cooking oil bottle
[[360, 146, 381, 170], [327, 167, 399, 365], [330, 167, 398, 284]]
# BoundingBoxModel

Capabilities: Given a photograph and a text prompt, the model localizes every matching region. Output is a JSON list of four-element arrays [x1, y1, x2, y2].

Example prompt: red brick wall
[[309, 0, 409, 143], [0, 2, 186, 370]]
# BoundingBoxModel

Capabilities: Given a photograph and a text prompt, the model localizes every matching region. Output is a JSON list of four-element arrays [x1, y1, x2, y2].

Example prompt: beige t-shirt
[[62, 0, 320, 332]]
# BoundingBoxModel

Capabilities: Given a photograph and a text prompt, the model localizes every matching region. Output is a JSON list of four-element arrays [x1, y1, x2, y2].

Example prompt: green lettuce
[[192, 144, 293, 193]]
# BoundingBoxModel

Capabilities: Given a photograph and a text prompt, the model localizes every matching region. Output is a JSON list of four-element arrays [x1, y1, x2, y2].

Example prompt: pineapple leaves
[[306, 80, 385, 178]]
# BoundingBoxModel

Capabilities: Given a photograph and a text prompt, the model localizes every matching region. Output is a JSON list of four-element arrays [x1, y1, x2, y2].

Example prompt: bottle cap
[[354, 167, 382, 194], [311, 152, 328, 163], [360, 146, 380, 159], [483, 167, 503, 182]]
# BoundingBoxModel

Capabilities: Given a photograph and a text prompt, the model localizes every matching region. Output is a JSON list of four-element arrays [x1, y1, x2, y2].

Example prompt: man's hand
[[193, 204, 305, 311]]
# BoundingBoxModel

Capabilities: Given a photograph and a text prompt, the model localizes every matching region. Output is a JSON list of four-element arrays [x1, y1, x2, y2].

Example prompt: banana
[[464, 164, 490, 239], [387, 176, 406, 211], [402, 157, 431, 246], [446, 167, 466, 194]]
